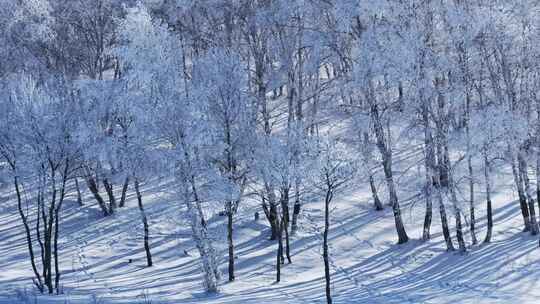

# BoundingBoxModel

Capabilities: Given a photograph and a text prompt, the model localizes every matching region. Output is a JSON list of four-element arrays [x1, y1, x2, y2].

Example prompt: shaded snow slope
[[1, 167, 540, 303]]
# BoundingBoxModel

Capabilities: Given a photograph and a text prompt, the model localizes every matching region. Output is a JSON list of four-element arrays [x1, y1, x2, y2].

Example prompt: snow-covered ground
[[1, 159, 540, 304]]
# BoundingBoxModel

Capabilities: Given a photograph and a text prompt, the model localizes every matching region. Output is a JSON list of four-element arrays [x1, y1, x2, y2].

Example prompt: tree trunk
[[276, 218, 283, 283], [511, 155, 531, 231], [448, 187, 466, 252], [255, 46, 270, 136], [519, 152, 539, 235], [436, 182, 454, 251], [39, 180, 52, 293], [134, 179, 152, 267], [103, 178, 116, 215], [291, 183, 301, 235], [262, 184, 280, 240], [53, 210, 61, 294], [370, 100, 408, 244], [119, 177, 130, 208], [187, 198, 219, 291], [468, 153, 477, 245], [453, 199, 466, 252], [284, 217, 291, 264], [268, 202, 279, 240], [15, 176, 44, 292], [484, 154, 493, 243], [179, 138, 220, 292], [464, 92, 477, 245], [323, 188, 333, 304], [439, 146, 450, 188], [54, 165, 69, 294], [536, 97, 540, 246], [262, 201, 279, 240], [447, 153, 466, 253], [537, 152, 540, 235], [36, 190, 45, 281], [369, 174, 384, 211], [227, 201, 235, 282], [75, 178, 83, 206], [388, 175, 408, 244], [421, 98, 435, 241], [422, 170, 433, 241], [43, 169, 58, 295], [86, 177, 109, 216], [280, 189, 292, 264]]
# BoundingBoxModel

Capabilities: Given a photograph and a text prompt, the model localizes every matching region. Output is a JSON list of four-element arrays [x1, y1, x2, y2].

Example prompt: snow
[[3, 1, 540, 303], [1, 160, 540, 304]]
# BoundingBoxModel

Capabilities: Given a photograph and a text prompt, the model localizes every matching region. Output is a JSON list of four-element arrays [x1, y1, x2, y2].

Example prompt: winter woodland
[[1, 1, 540, 303]]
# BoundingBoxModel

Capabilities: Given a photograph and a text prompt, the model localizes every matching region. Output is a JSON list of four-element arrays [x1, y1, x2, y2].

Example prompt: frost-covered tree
[[194, 48, 255, 282], [351, 12, 410, 244], [116, 3, 220, 290], [310, 137, 356, 304], [0, 75, 79, 294]]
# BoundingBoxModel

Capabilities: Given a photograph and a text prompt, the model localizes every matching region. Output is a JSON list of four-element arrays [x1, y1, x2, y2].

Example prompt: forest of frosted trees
[[2, 1, 540, 303]]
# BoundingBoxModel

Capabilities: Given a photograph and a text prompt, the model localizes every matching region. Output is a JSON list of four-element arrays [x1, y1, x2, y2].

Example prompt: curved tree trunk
[[387, 172, 408, 244], [370, 101, 408, 244], [15, 176, 44, 292], [134, 179, 152, 267], [86, 177, 109, 216]]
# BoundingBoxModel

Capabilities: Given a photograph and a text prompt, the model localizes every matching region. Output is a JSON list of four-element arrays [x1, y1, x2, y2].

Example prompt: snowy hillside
[[1, 163, 540, 303], [3, 1, 540, 303]]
